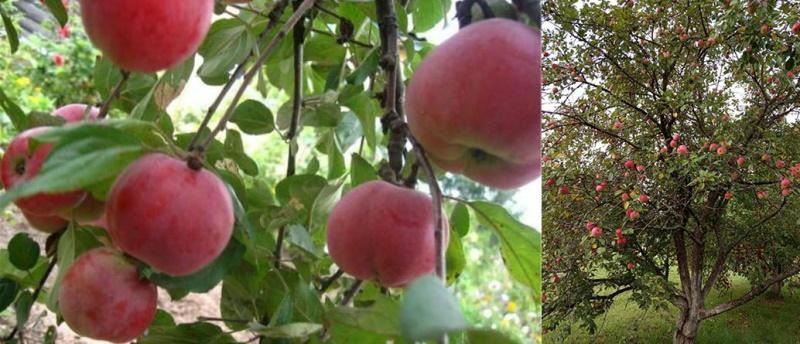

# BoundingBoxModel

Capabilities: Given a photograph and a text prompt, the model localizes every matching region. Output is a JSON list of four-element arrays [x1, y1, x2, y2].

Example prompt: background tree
[[542, 0, 800, 343], [0, 0, 540, 343]]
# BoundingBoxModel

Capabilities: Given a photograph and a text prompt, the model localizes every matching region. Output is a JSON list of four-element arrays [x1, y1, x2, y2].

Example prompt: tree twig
[[339, 280, 364, 306], [188, 0, 291, 153], [97, 70, 130, 119], [376, 0, 406, 181], [196, 0, 317, 153], [319, 269, 344, 293]]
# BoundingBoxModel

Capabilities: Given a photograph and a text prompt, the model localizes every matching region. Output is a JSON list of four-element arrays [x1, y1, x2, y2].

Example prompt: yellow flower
[[27, 95, 42, 105], [15, 77, 31, 87], [506, 301, 518, 313]]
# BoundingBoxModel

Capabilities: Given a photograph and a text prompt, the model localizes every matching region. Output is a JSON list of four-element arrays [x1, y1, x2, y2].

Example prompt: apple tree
[[542, 0, 800, 343], [0, 0, 540, 343]]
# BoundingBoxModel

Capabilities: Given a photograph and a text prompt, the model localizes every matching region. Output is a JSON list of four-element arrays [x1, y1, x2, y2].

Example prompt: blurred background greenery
[[0, 2, 539, 343]]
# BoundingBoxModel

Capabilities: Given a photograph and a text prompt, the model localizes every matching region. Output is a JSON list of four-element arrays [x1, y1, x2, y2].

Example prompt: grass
[[545, 275, 800, 343]]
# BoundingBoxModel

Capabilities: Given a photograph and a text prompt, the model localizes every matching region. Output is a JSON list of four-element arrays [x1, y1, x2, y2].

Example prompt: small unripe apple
[[106, 153, 234, 276], [326, 181, 447, 287], [22, 210, 67, 233], [59, 247, 157, 343], [404, 19, 540, 189], [677, 145, 689, 155], [1, 127, 86, 216], [79, 0, 214, 72]]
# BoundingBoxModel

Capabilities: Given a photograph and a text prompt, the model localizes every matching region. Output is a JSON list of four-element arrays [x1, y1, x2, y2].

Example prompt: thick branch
[[701, 264, 800, 319]]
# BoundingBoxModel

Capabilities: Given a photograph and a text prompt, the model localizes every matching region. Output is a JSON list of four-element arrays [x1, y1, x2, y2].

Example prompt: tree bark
[[674, 304, 700, 344]]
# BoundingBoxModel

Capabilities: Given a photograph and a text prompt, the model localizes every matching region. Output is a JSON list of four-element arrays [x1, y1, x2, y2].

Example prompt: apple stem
[[187, 0, 291, 154], [97, 70, 130, 119], [455, 0, 495, 28], [512, 0, 541, 29]]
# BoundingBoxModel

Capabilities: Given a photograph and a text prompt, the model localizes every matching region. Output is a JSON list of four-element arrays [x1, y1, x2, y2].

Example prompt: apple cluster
[[0, 1, 238, 342]]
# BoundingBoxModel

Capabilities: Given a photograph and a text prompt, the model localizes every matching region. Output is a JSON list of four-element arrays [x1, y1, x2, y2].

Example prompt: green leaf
[[198, 19, 255, 82], [8, 233, 40, 271], [345, 48, 380, 85], [0, 87, 26, 130], [43, 326, 57, 344], [469, 201, 540, 296], [249, 322, 323, 338], [412, 0, 448, 32], [27, 111, 66, 128], [224, 129, 259, 176], [450, 203, 470, 237], [286, 225, 318, 256], [327, 134, 346, 180], [15, 290, 33, 326], [341, 92, 379, 149], [0, 278, 19, 313], [400, 275, 467, 341], [153, 57, 195, 110], [445, 229, 466, 285], [1, 8, 19, 53], [275, 175, 328, 211], [146, 238, 246, 296], [0, 126, 143, 210], [43, 0, 68, 27], [327, 295, 401, 336], [350, 153, 377, 187], [140, 322, 237, 344], [231, 100, 275, 135]]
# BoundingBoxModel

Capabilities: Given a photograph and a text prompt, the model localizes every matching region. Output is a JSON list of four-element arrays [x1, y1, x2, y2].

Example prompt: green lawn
[[545, 276, 800, 343]]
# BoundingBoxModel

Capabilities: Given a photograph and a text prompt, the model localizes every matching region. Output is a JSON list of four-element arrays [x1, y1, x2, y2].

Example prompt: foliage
[[543, 0, 800, 340], [0, 0, 540, 343]]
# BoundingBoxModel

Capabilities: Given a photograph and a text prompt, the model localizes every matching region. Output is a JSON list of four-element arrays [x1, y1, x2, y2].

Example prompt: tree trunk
[[673, 306, 700, 344], [768, 280, 782, 298]]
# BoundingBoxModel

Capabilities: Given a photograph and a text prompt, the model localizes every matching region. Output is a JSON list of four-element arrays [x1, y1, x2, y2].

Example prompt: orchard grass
[[545, 274, 800, 343]]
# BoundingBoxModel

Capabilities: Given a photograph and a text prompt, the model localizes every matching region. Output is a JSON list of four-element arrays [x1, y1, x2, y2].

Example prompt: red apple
[[677, 145, 689, 155], [622, 193, 630, 201], [717, 146, 727, 155], [559, 186, 570, 194], [106, 153, 234, 276], [781, 178, 791, 189], [736, 156, 746, 166], [22, 210, 68, 233], [639, 194, 649, 203], [326, 181, 446, 288], [590, 226, 602, 237], [636, 164, 645, 172], [404, 19, 540, 189], [792, 22, 800, 35], [761, 153, 771, 161], [782, 189, 792, 197], [59, 247, 157, 343], [79, 0, 214, 72], [1, 127, 86, 215], [724, 191, 732, 200], [776, 160, 786, 169], [670, 139, 678, 148], [624, 160, 635, 169]]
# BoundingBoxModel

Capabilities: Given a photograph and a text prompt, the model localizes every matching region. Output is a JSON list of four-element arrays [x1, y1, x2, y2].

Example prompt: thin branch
[[3, 247, 59, 341], [339, 280, 364, 306], [376, 0, 405, 180], [701, 264, 800, 319], [97, 70, 130, 119], [198, 316, 250, 324], [188, 0, 291, 152], [319, 269, 344, 293], [197, 0, 316, 152], [274, 0, 308, 268]]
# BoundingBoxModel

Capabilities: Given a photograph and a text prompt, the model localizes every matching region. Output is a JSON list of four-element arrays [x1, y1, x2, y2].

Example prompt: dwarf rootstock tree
[[543, 0, 800, 343], [0, 0, 540, 343]]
